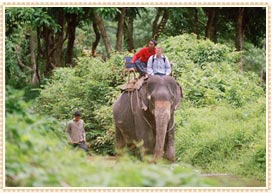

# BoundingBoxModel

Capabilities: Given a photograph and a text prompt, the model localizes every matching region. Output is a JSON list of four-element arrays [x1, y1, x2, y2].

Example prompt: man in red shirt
[[130, 40, 157, 77]]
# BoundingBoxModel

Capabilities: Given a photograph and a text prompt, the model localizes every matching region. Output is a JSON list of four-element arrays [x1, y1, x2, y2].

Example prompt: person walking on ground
[[147, 47, 171, 76], [130, 40, 157, 77], [66, 111, 88, 152]]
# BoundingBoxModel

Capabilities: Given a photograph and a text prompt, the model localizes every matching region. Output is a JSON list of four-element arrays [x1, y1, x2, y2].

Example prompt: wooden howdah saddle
[[121, 56, 145, 92]]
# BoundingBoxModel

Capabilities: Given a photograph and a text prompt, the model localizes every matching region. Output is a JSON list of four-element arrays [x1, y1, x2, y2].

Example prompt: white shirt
[[147, 55, 171, 76]]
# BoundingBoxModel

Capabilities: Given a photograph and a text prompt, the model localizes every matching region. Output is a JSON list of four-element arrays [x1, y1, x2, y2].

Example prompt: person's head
[[148, 40, 157, 50], [155, 47, 163, 57], [73, 111, 81, 121]]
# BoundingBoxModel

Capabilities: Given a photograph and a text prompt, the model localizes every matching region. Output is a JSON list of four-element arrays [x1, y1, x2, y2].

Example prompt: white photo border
[[0, 1, 271, 192]]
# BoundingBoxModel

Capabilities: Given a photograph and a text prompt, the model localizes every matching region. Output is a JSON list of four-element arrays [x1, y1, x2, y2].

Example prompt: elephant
[[113, 75, 183, 162]]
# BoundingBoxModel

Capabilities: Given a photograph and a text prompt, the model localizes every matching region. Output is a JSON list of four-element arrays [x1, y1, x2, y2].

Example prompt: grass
[[175, 97, 266, 180]]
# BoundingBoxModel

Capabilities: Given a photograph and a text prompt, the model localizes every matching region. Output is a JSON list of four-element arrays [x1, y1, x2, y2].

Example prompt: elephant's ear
[[173, 82, 183, 110], [139, 82, 148, 111]]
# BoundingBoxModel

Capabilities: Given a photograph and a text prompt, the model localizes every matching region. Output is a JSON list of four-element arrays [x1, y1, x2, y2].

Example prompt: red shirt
[[131, 47, 156, 63]]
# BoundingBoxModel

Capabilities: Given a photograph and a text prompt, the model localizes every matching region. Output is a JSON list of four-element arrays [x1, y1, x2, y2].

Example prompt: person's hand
[[144, 74, 149, 79], [129, 60, 134, 64]]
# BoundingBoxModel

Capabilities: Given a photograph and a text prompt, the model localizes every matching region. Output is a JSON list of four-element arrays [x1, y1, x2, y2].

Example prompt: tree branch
[[62, 31, 68, 44], [14, 45, 33, 72], [152, 8, 163, 38]]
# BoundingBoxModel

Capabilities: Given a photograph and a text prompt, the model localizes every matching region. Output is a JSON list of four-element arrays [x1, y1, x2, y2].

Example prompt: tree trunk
[[153, 8, 170, 40], [193, 8, 199, 35], [260, 39, 266, 82], [29, 29, 40, 86], [66, 14, 78, 67], [204, 8, 217, 42], [37, 27, 44, 58], [92, 20, 100, 57], [93, 12, 112, 57], [127, 16, 134, 52], [116, 8, 126, 52], [152, 8, 163, 39], [236, 7, 245, 71], [42, 26, 55, 76], [55, 8, 65, 67]]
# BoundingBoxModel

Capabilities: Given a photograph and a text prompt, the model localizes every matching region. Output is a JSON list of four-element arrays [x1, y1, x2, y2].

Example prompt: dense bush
[[161, 34, 265, 107], [6, 87, 215, 187], [158, 35, 265, 180], [5, 36, 30, 88], [242, 42, 266, 78], [35, 55, 126, 154], [34, 34, 266, 181]]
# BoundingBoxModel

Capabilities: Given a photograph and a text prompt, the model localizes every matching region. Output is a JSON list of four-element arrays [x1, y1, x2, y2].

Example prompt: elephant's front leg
[[164, 118, 175, 162]]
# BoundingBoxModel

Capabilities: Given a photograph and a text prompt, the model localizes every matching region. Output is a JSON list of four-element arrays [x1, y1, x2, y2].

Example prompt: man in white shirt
[[147, 47, 171, 76]]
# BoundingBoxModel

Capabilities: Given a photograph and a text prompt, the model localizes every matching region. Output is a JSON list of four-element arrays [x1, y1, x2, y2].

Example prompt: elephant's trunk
[[153, 100, 171, 161]]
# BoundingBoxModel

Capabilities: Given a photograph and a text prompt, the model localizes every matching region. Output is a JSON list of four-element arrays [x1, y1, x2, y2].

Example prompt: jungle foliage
[[6, 87, 216, 187], [32, 34, 266, 182], [5, 6, 266, 187]]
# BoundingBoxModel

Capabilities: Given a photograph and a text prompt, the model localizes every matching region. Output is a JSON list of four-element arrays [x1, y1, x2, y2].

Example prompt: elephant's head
[[140, 76, 183, 160]]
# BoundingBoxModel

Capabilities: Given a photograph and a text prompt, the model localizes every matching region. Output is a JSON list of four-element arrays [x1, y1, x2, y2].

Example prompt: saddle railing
[[122, 56, 138, 83]]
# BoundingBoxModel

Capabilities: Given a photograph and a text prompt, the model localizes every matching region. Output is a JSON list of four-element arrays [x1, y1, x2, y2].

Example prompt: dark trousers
[[154, 72, 166, 77], [135, 61, 147, 76], [72, 141, 88, 152]]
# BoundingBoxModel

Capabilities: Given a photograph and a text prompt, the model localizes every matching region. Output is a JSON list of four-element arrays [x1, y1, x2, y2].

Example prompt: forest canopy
[[5, 7, 266, 88]]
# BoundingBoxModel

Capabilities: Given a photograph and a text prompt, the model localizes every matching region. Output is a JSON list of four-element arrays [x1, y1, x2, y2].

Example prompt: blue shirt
[[147, 55, 171, 76]]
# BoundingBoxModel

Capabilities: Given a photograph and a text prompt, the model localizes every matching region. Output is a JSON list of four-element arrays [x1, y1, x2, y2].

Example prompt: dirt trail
[[201, 173, 265, 187], [87, 156, 265, 187], [87, 155, 117, 164]]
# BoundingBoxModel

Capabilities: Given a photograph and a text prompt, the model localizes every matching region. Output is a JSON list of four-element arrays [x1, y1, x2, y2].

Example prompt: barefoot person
[[66, 111, 88, 152]]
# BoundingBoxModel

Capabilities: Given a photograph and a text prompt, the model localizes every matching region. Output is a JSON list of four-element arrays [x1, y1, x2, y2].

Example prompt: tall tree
[[152, 8, 170, 40], [43, 26, 56, 74], [93, 10, 112, 57], [236, 7, 245, 71], [29, 28, 40, 85], [53, 8, 66, 67], [193, 8, 199, 35], [5, 8, 59, 83], [164, 8, 206, 37], [116, 8, 126, 52], [91, 19, 101, 57], [124, 8, 143, 52], [203, 7, 218, 42], [235, 7, 245, 52], [126, 15, 134, 51], [65, 12, 79, 66], [243, 7, 266, 47], [64, 8, 90, 66]]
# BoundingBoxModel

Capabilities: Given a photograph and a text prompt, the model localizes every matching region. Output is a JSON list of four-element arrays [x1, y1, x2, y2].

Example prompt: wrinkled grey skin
[[113, 76, 183, 162]]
